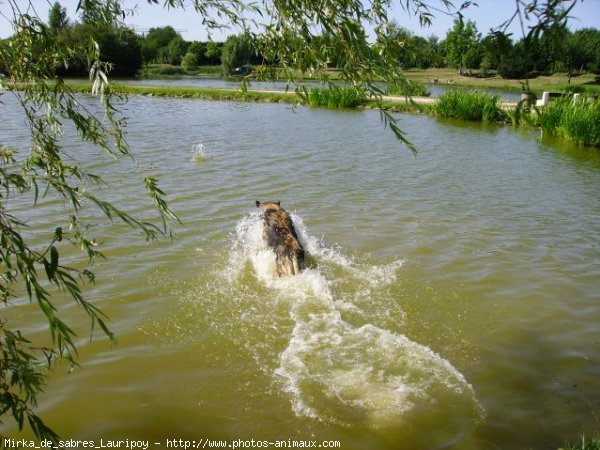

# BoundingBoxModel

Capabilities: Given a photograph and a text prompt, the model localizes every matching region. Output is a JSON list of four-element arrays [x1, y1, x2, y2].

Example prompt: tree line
[[1, 1, 599, 81]]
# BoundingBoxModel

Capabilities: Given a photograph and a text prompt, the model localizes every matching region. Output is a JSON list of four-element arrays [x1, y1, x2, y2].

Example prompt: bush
[[181, 52, 199, 71], [434, 89, 504, 122]]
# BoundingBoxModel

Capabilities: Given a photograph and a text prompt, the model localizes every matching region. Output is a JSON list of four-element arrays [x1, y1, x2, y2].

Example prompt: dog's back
[[256, 201, 305, 277]]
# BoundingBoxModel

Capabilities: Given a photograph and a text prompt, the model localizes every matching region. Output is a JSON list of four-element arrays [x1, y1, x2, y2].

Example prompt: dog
[[255, 201, 305, 277]]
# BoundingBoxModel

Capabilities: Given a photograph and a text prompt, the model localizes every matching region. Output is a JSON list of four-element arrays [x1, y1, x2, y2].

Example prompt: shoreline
[[62, 81, 519, 111]]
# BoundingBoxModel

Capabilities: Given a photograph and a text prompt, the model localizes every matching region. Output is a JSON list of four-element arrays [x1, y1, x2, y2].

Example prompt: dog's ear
[[276, 201, 281, 206], [256, 201, 260, 207]]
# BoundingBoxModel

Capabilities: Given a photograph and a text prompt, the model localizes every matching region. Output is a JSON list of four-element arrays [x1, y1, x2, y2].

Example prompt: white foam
[[292, 213, 404, 288], [223, 210, 483, 431]]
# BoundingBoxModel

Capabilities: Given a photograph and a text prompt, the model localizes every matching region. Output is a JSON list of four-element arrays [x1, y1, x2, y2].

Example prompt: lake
[[1, 93, 599, 450]]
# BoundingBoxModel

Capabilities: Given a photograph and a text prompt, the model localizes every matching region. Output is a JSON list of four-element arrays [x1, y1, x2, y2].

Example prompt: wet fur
[[256, 201, 305, 277]]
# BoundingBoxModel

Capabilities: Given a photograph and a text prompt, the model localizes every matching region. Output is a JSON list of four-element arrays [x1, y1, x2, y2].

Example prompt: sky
[[0, 0, 598, 41]]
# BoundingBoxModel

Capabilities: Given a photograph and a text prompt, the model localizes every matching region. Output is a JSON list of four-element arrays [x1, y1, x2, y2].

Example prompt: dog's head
[[256, 200, 281, 211]]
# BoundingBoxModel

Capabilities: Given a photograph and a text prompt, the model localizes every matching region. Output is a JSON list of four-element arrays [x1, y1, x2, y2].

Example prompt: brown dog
[[255, 201, 305, 277]]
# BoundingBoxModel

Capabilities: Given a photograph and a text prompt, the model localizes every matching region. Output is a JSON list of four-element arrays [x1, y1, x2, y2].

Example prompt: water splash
[[224, 211, 484, 433], [190, 143, 210, 162], [178, 210, 483, 447]]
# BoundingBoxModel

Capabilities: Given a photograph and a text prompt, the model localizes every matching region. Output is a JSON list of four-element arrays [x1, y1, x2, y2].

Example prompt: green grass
[[193, 65, 223, 76], [306, 86, 367, 108], [141, 65, 187, 76], [434, 89, 505, 122]]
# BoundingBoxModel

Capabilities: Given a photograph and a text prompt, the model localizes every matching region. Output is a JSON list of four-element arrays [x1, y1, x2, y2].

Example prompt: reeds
[[306, 86, 366, 108], [386, 79, 431, 97], [539, 97, 600, 147], [434, 89, 504, 122]]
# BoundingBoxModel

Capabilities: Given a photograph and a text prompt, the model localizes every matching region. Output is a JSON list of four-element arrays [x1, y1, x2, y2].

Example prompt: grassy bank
[[141, 64, 222, 77], [65, 81, 299, 104], [401, 68, 600, 96]]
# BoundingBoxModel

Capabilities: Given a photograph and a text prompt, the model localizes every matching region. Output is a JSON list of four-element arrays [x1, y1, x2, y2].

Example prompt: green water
[[1, 96, 599, 450]]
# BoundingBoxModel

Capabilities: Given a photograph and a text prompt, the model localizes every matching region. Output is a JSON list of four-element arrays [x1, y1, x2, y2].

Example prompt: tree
[[204, 41, 223, 65], [166, 35, 188, 65], [48, 1, 69, 31], [481, 32, 513, 72], [374, 23, 413, 68], [96, 25, 143, 76], [141, 26, 180, 64], [426, 35, 445, 68], [181, 42, 203, 70], [444, 19, 482, 72], [572, 28, 600, 74], [498, 40, 532, 79], [0, 0, 585, 442], [53, 22, 143, 77], [182, 51, 199, 70], [221, 33, 255, 75], [570, 28, 600, 74], [553, 27, 600, 82]]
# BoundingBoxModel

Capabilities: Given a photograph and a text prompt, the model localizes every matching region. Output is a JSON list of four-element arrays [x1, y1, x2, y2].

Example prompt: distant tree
[[96, 26, 143, 76], [536, 24, 568, 73], [573, 29, 600, 74], [497, 40, 532, 79], [182, 51, 199, 70], [78, 0, 110, 24], [56, 23, 143, 77], [182, 42, 203, 69], [376, 27, 436, 69], [167, 35, 188, 65], [426, 35, 445, 68], [204, 41, 223, 65], [48, 1, 69, 31], [141, 26, 180, 64], [444, 19, 482, 72], [221, 33, 255, 75], [375, 22, 413, 68], [556, 28, 600, 81], [310, 32, 349, 68], [408, 35, 432, 68], [481, 32, 513, 71], [187, 42, 204, 59]]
